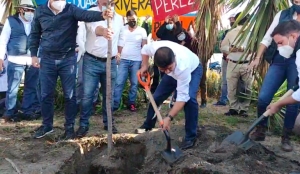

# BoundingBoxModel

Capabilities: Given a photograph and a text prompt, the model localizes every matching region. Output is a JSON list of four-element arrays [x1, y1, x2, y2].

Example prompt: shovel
[[219, 86, 298, 151], [137, 72, 183, 164]]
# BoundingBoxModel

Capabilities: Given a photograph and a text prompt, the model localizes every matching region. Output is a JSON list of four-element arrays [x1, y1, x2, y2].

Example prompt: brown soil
[[0, 103, 300, 174]]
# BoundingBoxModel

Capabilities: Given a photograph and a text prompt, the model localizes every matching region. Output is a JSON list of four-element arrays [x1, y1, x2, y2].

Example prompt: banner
[[114, 0, 153, 17], [151, 0, 196, 21], [151, 15, 195, 40]]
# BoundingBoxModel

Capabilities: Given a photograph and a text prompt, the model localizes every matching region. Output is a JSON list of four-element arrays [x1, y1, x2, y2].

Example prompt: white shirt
[[141, 41, 199, 102], [0, 55, 8, 92], [121, 26, 147, 61], [292, 50, 300, 101], [220, 26, 251, 61], [85, 7, 124, 57], [0, 15, 32, 65], [76, 22, 86, 62], [261, 10, 297, 47]]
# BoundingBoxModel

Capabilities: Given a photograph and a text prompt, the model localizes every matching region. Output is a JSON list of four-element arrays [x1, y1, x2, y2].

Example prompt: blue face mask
[[166, 24, 174, 30], [292, 4, 300, 13]]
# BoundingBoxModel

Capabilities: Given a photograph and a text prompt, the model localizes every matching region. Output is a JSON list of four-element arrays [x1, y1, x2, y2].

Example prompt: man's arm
[[220, 31, 231, 54], [29, 9, 42, 57], [141, 28, 148, 47], [0, 19, 11, 60], [72, 5, 104, 22], [117, 25, 125, 55], [168, 68, 191, 117]]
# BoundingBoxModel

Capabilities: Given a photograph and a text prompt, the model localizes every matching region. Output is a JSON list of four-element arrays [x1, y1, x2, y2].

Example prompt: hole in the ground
[[58, 142, 146, 174]]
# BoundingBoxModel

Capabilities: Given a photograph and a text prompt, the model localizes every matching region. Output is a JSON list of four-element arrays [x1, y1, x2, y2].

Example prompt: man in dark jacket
[[29, 0, 113, 140]]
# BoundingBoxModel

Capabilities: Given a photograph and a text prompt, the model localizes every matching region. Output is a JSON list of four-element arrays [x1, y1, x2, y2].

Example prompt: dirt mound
[[58, 125, 300, 174]]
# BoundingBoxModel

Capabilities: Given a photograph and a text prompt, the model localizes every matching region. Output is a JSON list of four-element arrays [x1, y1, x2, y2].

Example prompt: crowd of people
[[1, 0, 300, 151]]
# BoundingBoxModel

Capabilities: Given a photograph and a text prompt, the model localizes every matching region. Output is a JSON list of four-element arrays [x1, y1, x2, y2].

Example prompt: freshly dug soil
[[58, 125, 300, 174]]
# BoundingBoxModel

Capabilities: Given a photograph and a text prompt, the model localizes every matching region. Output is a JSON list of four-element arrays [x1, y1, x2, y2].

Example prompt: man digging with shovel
[[136, 40, 203, 150], [267, 20, 300, 137]]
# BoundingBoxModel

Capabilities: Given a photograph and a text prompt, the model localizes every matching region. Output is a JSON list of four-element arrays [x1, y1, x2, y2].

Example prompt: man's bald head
[[154, 47, 175, 68]]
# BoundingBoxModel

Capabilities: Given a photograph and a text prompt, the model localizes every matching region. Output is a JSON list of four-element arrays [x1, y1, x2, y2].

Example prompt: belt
[[85, 52, 115, 62], [229, 59, 249, 64]]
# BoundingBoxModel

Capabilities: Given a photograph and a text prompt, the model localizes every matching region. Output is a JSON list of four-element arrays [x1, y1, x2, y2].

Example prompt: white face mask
[[278, 37, 294, 58], [51, 1, 66, 11], [24, 12, 34, 22]]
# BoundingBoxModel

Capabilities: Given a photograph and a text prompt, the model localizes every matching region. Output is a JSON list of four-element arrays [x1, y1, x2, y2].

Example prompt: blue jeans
[[143, 64, 203, 141], [258, 55, 299, 129], [5, 61, 40, 117], [76, 57, 100, 104], [113, 59, 141, 109], [219, 59, 228, 103], [80, 54, 117, 127], [39, 56, 77, 129]]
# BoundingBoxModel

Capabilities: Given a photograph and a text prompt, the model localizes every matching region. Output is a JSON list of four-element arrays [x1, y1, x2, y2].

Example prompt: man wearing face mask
[[267, 20, 300, 126], [76, 0, 124, 137], [0, 0, 41, 123], [29, 0, 113, 139], [113, 10, 147, 112], [248, 0, 300, 152]]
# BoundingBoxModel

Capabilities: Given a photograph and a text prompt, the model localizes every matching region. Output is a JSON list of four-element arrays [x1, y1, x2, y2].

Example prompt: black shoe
[[104, 125, 118, 134], [61, 127, 75, 140], [213, 101, 226, 106], [76, 126, 89, 138], [180, 139, 196, 150], [239, 110, 248, 117], [33, 125, 54, 139], [224, 109, 239, 116]]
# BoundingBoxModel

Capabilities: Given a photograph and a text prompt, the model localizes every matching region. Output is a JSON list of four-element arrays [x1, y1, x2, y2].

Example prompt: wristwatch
[[166, 114, 173, 121]]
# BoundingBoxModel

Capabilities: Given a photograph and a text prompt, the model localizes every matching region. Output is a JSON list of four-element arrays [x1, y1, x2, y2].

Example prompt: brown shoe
[[250, 125, 267, 141], [1, 116, 12, 123], [281, 128, 293, 152]]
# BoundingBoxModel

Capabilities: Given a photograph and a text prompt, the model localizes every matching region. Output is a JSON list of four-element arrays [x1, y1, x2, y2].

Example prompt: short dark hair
[[271, 20, 300, 37], [235, 12, 249, 25], [126, 10, 137, 17], [154, 47, 175, 68]]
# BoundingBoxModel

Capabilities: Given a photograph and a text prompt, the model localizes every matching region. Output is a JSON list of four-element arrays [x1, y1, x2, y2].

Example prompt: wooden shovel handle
[[263, 88, 296, 117], [145, 90, 164, 127]]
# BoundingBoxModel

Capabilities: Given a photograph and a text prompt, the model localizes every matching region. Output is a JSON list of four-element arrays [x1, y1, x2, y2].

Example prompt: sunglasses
[[23, 8, 35, 12]]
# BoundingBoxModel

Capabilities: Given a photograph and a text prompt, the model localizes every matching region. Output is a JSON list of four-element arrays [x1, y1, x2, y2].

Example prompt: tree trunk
[[106, 3, 113, 156]]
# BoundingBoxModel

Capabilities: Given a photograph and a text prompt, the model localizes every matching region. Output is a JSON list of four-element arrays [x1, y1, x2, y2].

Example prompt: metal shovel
[[219, 86, 297, 151], [137, 72, 183, 164]]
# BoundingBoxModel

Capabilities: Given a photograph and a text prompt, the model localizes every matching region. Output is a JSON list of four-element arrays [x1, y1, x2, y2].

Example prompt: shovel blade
[[161, 146, 183, 164], [220, 131, 245, 146], [238, 139, 257, 151]]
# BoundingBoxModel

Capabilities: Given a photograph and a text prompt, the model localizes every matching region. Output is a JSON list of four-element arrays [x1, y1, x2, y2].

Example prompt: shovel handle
[[262, 87, 297, 117], [144, 90, 164, 126], [245, 86, 298, 137]]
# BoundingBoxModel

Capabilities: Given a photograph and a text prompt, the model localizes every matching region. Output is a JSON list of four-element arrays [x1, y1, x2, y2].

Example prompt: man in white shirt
[[248, 2, 300, 152], [262, 20, 300, 152], [0, 0, 40, 122], [220, 13, 253, 117], [113, 10, 147, 112], [76, 0, 124, 137], [137, 41, 203, 150], [76, 17, 100, 115]]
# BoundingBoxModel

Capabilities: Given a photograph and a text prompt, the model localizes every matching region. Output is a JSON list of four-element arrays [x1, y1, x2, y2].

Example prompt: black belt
[[85, 52, 115, 62], [229, 59, 249, 64]]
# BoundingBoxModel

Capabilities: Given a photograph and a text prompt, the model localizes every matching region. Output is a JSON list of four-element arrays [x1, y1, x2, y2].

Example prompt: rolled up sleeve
[[176, 68, 191, 102], [141, 44, 154, 56], [260, 11, 281, 47]]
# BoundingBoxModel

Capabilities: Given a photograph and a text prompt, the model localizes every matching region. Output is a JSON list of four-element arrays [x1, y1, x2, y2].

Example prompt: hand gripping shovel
[[218, 85, 298, 151], [137, 72, 183, 164]]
